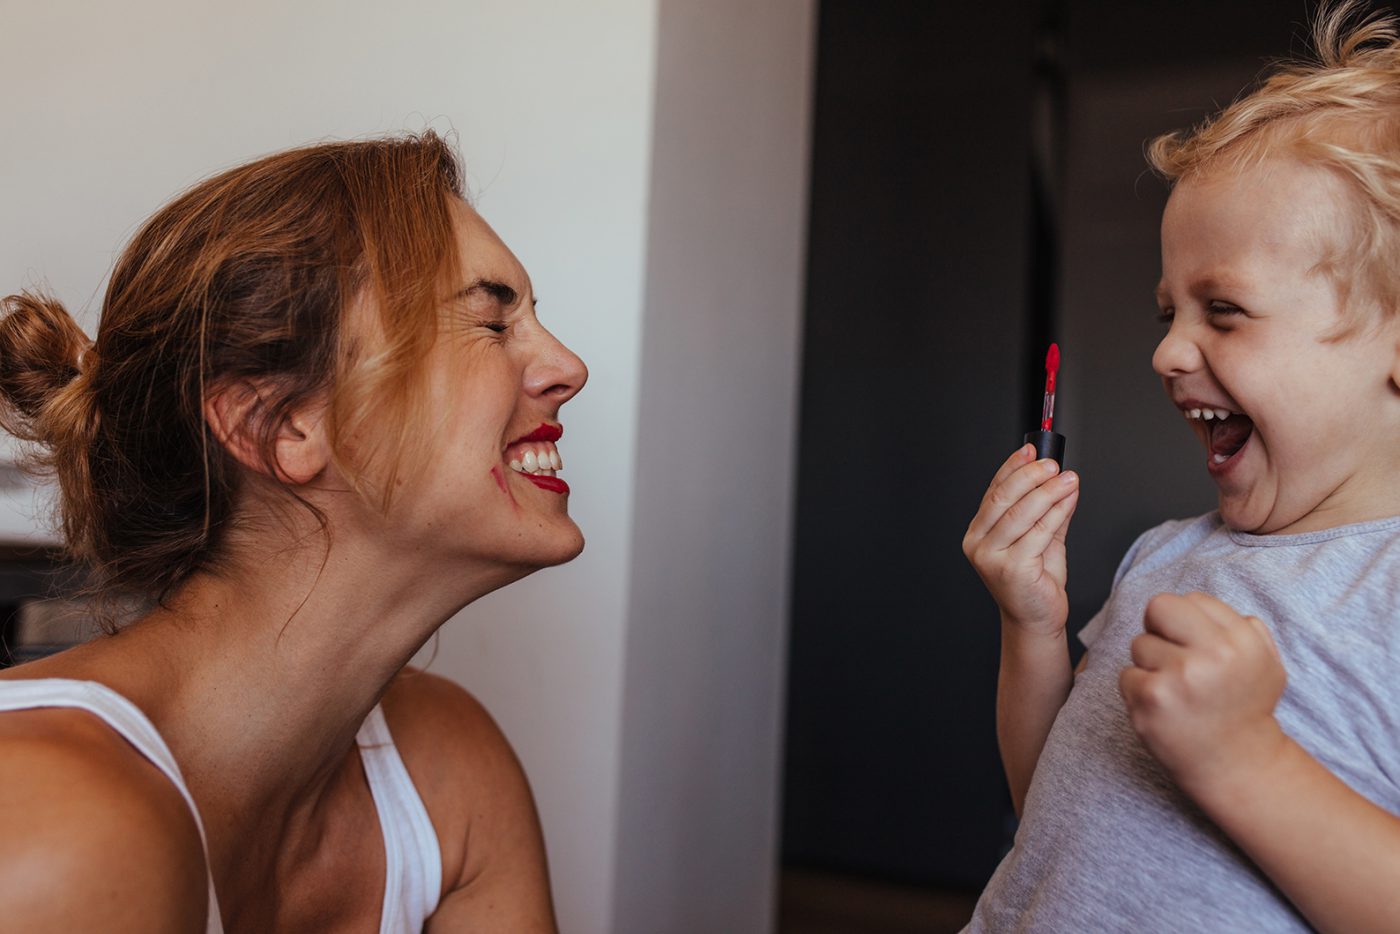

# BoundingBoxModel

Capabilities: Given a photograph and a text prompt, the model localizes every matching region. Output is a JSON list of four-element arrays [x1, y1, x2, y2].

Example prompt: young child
[[962, 4, 1400, 930]]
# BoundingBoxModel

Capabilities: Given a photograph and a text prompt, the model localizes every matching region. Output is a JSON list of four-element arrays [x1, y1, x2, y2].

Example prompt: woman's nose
[[1151, 320, 1204, 378], [526, 325, 588, 405]]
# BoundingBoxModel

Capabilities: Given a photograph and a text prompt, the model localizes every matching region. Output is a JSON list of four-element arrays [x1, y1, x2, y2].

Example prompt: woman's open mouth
[[503, 424, 570, 495]]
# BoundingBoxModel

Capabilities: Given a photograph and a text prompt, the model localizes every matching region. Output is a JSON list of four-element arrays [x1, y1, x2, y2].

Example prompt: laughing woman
[[0, 133, 586, 932]]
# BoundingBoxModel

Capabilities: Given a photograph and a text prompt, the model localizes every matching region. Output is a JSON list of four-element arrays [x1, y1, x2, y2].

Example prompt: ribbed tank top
[[0, 678, 443, 933]]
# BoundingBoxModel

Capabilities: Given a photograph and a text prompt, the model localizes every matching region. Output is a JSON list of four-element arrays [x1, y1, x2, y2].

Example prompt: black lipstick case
[[1024, 429, 1065, 467]]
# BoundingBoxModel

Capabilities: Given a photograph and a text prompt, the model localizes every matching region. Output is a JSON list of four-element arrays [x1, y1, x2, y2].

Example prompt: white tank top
[[0, 678, 443, 933]]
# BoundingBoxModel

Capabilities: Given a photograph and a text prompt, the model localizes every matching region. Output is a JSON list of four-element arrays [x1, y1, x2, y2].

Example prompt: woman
[[0, 132, 585, 931]]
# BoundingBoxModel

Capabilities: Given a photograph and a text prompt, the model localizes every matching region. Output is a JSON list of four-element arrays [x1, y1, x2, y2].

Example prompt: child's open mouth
[[1182, 406, 1253, 471], [1206, 413, 1253, 468]]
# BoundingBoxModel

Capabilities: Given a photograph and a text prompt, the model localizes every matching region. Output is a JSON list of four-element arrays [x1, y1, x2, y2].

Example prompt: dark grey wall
[[783, 0, 1341, 892], [781, 0, 1037, 888]]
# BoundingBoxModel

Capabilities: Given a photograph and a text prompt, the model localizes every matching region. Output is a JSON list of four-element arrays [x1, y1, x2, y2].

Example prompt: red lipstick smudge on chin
[[490, 465, 520, 507], [525, 474, 570, 495]]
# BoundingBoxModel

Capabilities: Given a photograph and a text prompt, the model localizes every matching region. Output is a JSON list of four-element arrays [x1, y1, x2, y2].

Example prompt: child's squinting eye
[[1206, 301, 1244, 316]]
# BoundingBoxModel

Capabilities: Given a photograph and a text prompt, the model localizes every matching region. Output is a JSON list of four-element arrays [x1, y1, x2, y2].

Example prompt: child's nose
[[1151, 322, 1204, 378]]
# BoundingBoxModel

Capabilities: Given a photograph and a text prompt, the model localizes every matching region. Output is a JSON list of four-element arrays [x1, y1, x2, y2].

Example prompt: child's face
[[1153, 158, 1400, 534]]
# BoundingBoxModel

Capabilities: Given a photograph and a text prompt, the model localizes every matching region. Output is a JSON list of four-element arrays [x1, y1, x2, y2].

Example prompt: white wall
[[613, 1, 815, 930], [0, 1, 812, 929]]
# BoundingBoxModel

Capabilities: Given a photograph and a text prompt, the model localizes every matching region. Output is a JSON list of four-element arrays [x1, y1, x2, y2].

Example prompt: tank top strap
[[0, 677, 224, 933], [356, 702, 443, 933]]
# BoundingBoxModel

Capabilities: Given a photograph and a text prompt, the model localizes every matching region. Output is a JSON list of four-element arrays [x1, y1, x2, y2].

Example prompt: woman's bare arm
[[0, 713, 208, 933]]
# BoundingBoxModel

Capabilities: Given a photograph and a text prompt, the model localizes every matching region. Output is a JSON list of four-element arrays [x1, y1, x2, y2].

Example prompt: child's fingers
[[1142, 592, 1217, 646], [1243, 614, 1282, 660], [1051, 480, 1081, 547], [1182, 592, 1281, 658], [1118, 664, 1154, 712], [1129, 631, 1181, 672], [1003, 481, 1079, 561], [988, 444, 1036, 489], [980, 469, 1078, 553], [968, 457, 1062, 541]]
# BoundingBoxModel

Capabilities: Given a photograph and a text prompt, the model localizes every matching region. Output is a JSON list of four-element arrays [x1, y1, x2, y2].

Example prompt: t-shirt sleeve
[[1077, 526, 1158, 650], [1078, 605, 1109, 650]]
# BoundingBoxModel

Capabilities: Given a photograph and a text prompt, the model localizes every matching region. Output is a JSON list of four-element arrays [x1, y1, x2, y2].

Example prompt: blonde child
[[963, 4, 1400, 930]]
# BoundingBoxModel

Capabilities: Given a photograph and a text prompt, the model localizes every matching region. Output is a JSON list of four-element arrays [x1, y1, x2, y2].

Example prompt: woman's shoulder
[[381, 667, 505, 749], [0, 704, 208, 930], [379, 667, 532, 821], [380, 668, 554, 927]]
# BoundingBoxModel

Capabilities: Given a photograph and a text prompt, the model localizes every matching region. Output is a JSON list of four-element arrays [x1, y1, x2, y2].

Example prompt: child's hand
[[963, 444, 1080, 636], [1120, 591, 1288, 796]]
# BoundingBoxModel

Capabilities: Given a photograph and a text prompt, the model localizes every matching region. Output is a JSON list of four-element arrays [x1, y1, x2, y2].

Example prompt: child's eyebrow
[[1191, 273, 1250, 295], [1156, 273, 1253, 305]]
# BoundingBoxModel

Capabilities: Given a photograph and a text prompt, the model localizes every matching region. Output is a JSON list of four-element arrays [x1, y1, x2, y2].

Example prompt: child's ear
[[203, 380, 330, 485]]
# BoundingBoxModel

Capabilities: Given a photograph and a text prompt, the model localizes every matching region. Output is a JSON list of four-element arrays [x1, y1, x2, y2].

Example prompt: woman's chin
[[516, 526, 586, 571], [544, 529, 585, 566]]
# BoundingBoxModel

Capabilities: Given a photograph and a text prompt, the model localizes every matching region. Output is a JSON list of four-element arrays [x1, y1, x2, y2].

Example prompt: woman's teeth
[[509, 443, 563, 476], [1185, 407, 1233, 421]]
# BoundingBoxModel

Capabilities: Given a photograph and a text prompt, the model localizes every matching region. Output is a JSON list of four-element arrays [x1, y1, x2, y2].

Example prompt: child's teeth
[[1202, 409, 1215, 421], [1213, 453, 1228, 464], [1189, 408, 1201, 419], [1214, 408, 1230, 420]]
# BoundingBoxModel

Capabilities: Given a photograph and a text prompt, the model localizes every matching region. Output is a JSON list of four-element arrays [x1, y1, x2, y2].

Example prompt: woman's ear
[[203, 381, 330, 485]]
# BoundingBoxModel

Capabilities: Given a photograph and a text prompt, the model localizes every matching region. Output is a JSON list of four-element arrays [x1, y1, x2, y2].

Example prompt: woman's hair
[[1148, 0, 1400, 316], [0, 132, 464, 610]]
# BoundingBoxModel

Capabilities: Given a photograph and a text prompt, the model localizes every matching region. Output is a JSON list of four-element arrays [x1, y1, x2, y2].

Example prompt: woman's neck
[[50, 530, 518, 857]]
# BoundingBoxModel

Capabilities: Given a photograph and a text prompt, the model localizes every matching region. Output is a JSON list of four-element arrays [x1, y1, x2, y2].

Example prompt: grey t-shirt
[[966, 512, 1400, 932]]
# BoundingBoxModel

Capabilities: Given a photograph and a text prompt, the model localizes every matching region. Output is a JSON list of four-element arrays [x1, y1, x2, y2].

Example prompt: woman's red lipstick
[[506, 423, 569, 494], [526, 475, 569, 494], [511, 423, 563, 444]]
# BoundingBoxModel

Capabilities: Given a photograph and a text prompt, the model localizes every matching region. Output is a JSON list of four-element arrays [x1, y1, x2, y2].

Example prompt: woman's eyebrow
[[457, 278, 519, 306]]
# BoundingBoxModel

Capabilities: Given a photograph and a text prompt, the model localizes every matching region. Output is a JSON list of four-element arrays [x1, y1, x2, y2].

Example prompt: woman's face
[[382, 200, 588, 579]]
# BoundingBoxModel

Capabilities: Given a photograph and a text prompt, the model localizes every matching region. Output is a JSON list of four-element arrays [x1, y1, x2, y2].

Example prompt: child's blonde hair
[[1149, 1, 1400, 317]]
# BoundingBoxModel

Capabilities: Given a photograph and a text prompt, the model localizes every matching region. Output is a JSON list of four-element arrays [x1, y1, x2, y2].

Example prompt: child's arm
[[1122, 591, 1400, 933], [963, 444, 1081, 815]]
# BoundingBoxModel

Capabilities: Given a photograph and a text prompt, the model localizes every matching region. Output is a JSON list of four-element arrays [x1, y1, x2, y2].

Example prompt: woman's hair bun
[[0, 291, 89, 440]]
